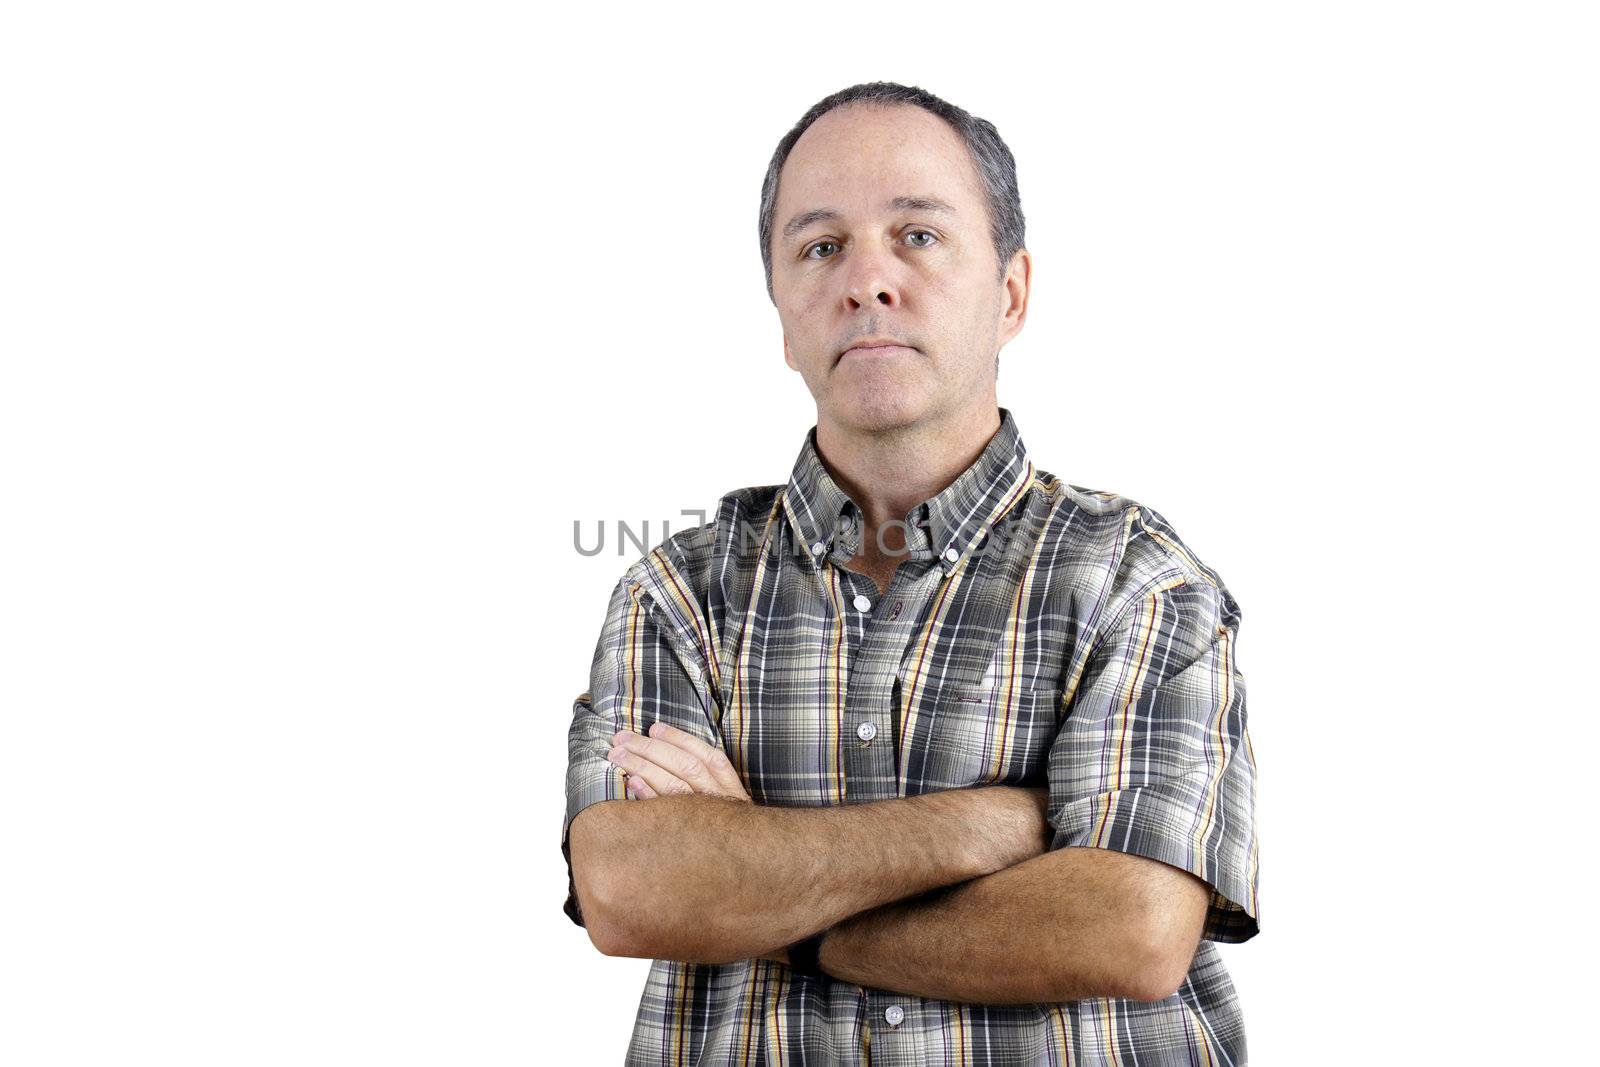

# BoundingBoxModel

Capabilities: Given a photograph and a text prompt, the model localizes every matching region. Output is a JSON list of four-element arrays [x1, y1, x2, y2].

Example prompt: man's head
[[758, 82, 1031, 436]]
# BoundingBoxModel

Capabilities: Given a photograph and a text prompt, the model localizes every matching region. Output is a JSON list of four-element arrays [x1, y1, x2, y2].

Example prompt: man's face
[[770, 103, 1027, 434]]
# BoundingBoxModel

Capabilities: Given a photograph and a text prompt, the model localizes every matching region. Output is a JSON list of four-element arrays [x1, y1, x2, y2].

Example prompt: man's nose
[[843, 245, 901, 309]]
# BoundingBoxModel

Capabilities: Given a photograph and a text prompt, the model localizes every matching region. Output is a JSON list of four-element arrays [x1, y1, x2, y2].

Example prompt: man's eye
[[906, 229, 937, 248], [805, 241, 840, 260]]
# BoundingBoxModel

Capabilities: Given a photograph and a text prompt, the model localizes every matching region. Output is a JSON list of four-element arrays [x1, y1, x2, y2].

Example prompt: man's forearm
[[571, 786, 1049, 963], [814, 846, 1203, 1005]]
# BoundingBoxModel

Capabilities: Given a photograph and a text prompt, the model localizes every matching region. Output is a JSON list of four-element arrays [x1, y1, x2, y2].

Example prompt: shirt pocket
[[922, 681, 1063, 789]]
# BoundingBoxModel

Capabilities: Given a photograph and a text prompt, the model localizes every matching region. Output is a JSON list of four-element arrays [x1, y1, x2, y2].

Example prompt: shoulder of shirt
[[1037, 473, 1240, 628], [611, 483, 784, 599]]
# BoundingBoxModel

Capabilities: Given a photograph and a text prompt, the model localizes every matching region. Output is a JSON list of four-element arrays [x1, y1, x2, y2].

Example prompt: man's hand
[[607, 721, 753, 803]]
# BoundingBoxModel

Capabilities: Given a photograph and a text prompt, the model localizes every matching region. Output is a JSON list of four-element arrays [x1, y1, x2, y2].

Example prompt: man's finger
[[642, 722, 750, 799], [624, 772, 659, 799], [612, 728, 719, 794], [608, 743, 692, 797]]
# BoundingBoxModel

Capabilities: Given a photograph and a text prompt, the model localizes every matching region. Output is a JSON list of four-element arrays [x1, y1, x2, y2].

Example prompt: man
[[561, 81, 1260, 1065]]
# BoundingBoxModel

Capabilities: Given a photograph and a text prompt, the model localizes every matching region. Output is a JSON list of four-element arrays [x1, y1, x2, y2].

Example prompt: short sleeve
[[1047, 534, 1260, 943], [561, 572, 721, 928]]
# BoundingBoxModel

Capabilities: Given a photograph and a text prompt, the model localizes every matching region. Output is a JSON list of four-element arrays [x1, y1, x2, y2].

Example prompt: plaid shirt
[[562, 407, 1260, 1065]]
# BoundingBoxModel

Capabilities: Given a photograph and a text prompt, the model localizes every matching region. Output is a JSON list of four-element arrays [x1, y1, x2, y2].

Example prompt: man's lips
[[838, 343, 915, 363]]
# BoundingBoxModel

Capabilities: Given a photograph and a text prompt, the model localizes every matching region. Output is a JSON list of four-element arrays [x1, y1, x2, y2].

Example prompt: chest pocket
[[919, 682, 1063, 790]]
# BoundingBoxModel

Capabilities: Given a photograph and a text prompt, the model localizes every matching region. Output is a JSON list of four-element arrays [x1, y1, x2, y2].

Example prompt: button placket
[[840, 564, 928, 802]]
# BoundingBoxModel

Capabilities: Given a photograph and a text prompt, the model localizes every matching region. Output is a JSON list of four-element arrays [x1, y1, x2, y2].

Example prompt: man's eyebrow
[[889, 195, 958, 217], [781, 196, 959, 240]]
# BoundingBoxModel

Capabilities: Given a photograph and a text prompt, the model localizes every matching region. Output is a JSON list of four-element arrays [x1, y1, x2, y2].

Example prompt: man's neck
[[813, 402, 1002, 557]]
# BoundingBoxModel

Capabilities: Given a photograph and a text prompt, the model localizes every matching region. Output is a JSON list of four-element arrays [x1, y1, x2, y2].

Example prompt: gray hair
[[757, 81, 1026, 305]]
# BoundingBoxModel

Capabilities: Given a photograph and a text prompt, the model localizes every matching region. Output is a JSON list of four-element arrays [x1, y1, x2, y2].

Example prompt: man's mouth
[[837, 342, 915, 364]]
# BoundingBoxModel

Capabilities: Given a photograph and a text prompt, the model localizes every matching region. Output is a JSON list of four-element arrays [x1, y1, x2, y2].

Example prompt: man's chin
[[823, 390, 932, 435]]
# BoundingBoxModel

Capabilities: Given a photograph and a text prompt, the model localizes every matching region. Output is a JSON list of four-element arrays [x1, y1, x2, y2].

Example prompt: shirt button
[[855, 721, 877, 742], [811, 540, 826, 556], [942, 546, 959, 563], [852, 593, 872, 612], [884, 1005, 904, 1027]]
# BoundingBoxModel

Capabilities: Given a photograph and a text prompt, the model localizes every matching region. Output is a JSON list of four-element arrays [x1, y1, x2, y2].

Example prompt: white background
[[3, 2, 1594, 1063]]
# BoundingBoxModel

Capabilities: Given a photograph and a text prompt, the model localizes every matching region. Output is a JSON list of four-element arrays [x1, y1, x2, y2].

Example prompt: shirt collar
[[782, 406, 1035, 575]]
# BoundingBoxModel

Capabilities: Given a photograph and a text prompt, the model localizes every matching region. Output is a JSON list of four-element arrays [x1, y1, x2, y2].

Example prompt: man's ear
[[998, 248, 1032, 346], [782, 333, 796, 371]]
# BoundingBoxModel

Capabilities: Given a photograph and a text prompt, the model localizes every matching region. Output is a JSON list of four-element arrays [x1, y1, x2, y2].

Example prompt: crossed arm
[[566, 723, 1209, 1005]]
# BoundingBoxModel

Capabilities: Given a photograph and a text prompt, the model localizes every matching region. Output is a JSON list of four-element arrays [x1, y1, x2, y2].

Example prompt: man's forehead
[[781, 195, 960, 240], [776, 107, 982, 236]]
